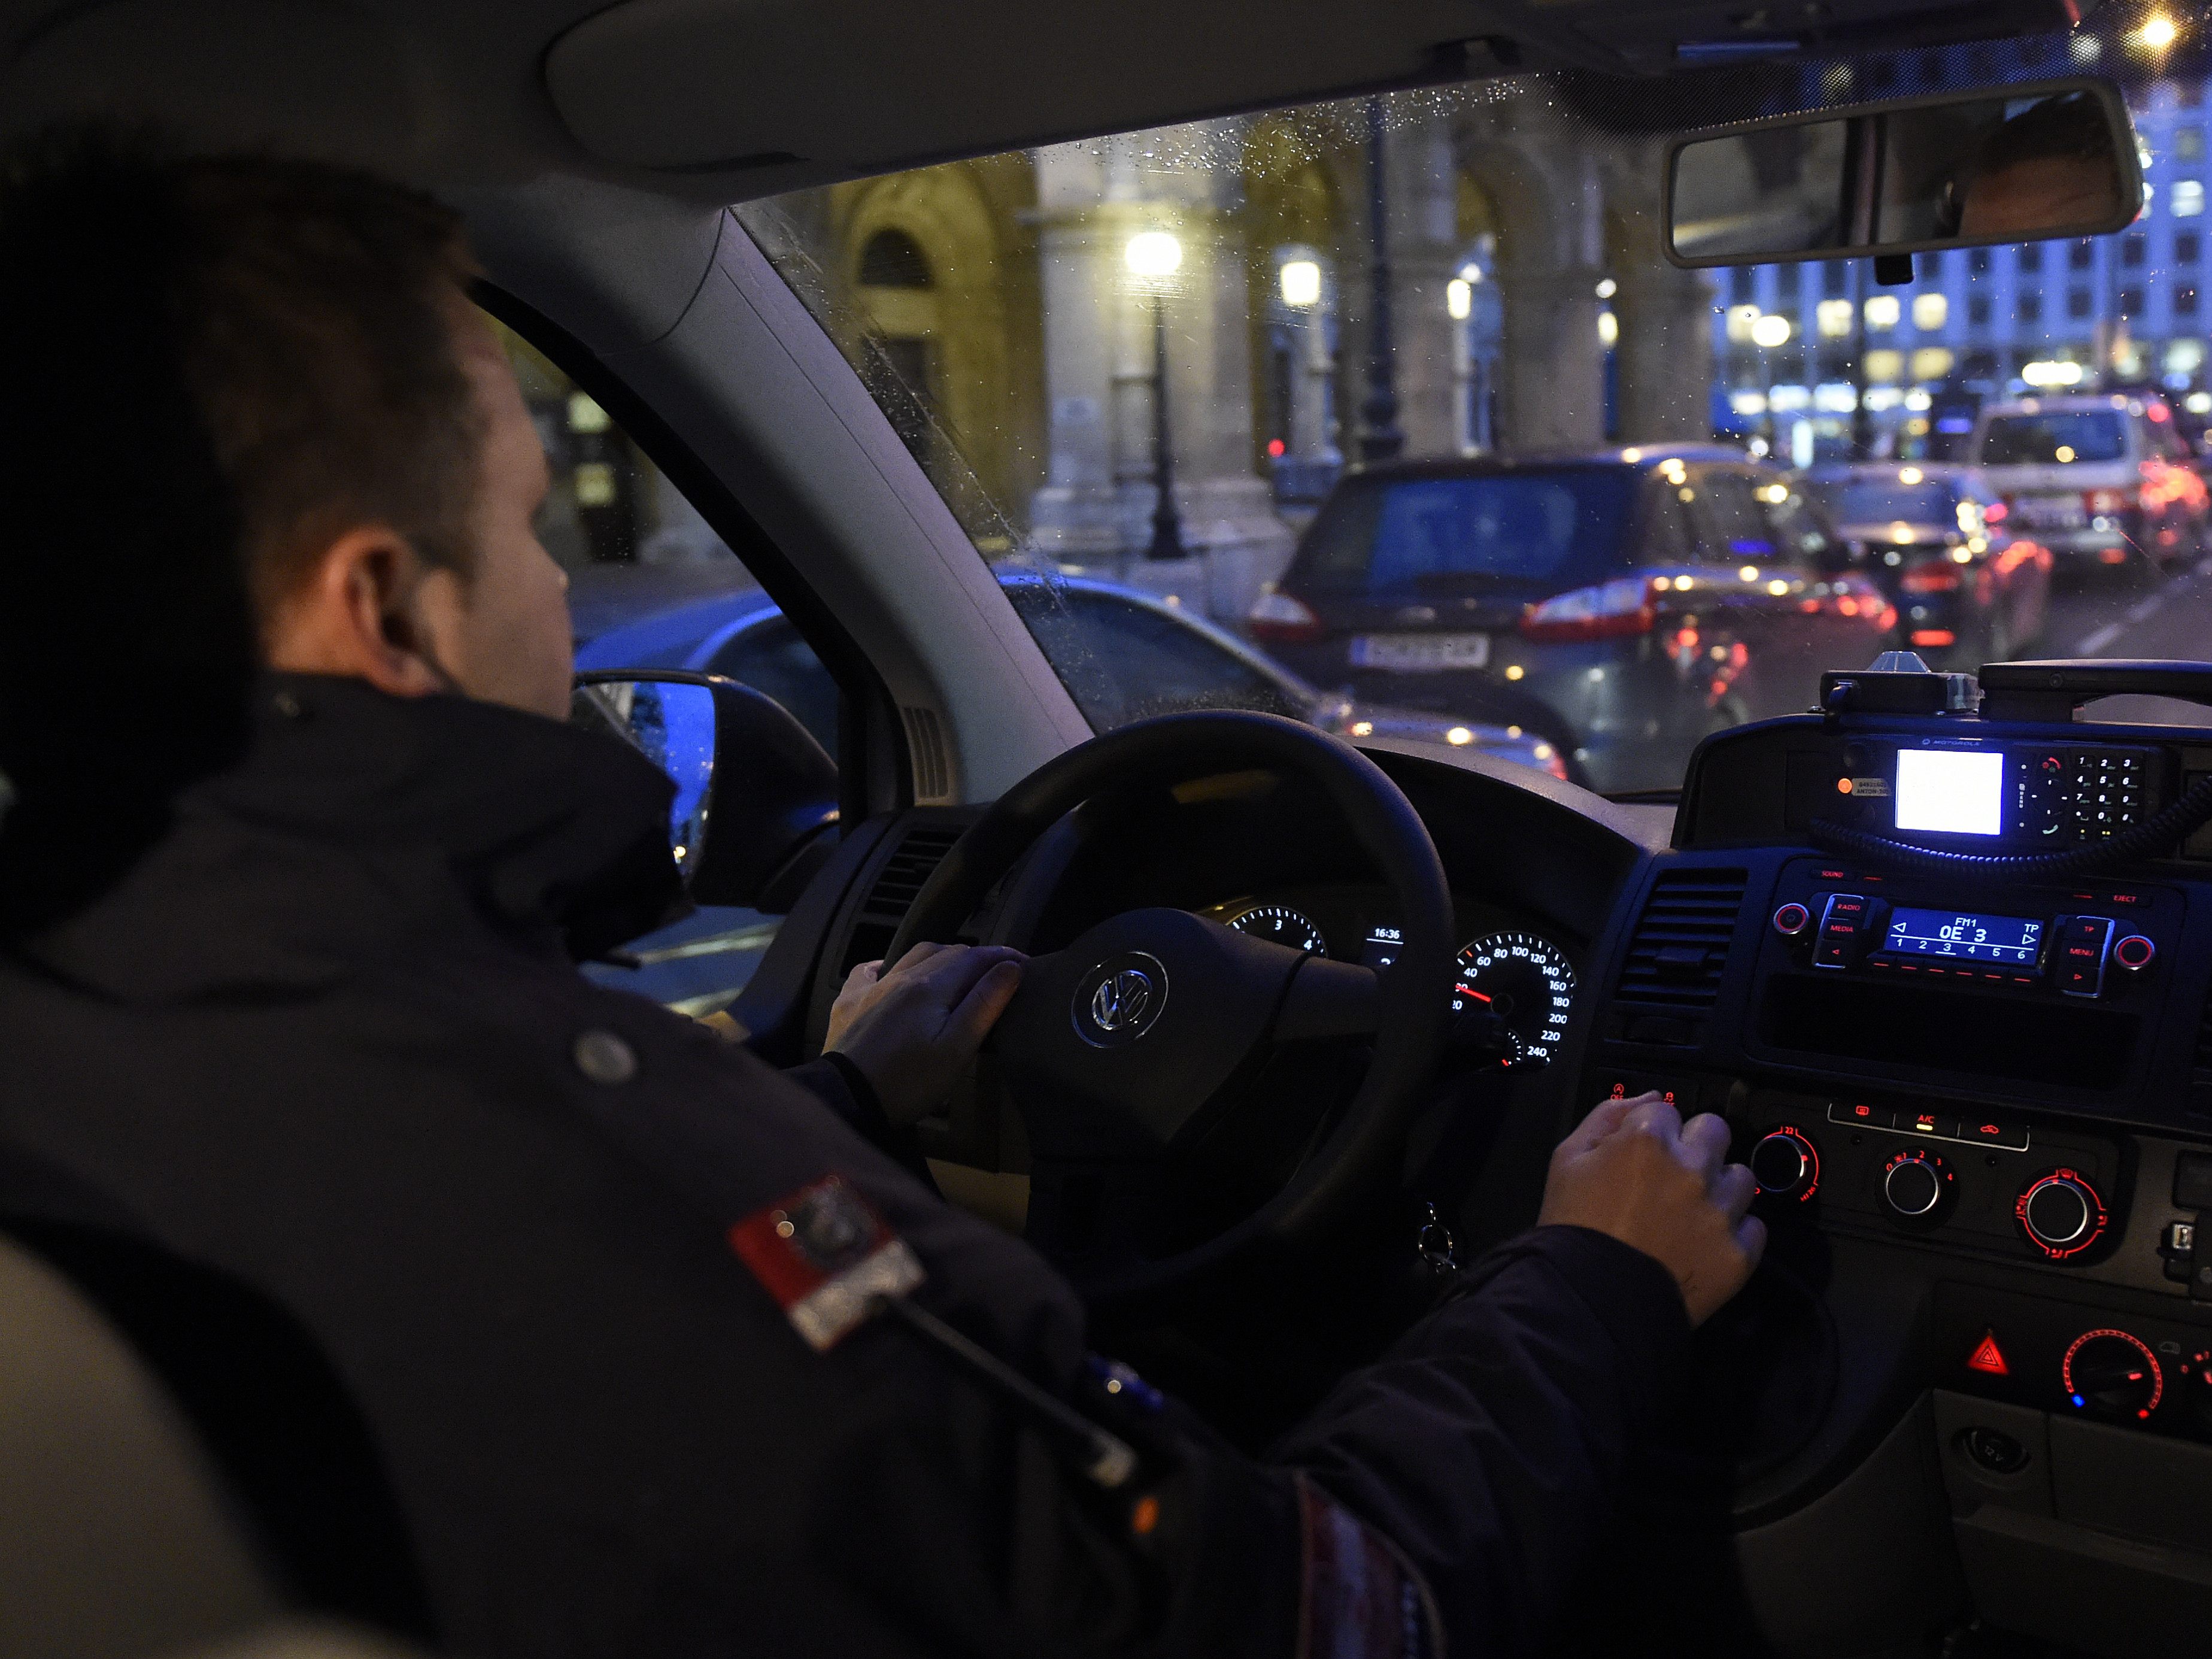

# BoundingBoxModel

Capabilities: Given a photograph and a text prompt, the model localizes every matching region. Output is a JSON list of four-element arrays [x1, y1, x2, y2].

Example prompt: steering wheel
[[887, 711, 1455, 1309]]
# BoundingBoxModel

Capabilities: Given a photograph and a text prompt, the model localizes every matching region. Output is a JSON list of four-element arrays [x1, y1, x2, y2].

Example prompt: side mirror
[[1665, 78, 2138, 268], [571, 671, 838, 911]]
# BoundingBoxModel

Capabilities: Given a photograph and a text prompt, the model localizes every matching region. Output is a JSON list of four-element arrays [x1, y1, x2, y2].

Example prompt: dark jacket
[[0, 675, 1690, 1659]]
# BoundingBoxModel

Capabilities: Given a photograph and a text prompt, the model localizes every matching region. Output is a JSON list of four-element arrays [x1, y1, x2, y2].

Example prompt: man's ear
[[263, 526, 459, 697]]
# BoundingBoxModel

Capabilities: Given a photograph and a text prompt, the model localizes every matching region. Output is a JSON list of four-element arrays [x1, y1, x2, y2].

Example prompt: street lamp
[[1358, 96, 1406, 463], [1280, 259, 1321, 309], [1125, 229, 1190, 561]]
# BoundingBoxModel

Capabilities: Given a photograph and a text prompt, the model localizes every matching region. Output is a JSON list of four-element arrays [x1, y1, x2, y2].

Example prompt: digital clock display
[[1883, 906, 2044, 966]]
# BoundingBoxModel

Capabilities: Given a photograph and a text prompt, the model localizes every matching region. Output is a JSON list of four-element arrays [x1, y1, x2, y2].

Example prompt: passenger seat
[[0, 1234, 426, 1659]]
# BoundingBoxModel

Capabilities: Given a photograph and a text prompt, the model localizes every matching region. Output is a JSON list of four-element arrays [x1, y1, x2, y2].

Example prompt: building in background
[[1716, 34, 2211, 463]]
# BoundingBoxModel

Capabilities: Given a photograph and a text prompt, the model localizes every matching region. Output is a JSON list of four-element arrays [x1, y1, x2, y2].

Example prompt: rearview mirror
[[571, 671, 838, 911], [1665, 77, 2139, 268]]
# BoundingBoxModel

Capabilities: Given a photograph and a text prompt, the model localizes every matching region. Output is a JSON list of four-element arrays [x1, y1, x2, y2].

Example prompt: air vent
[[860, 825, 963, 923], [1615, 868, 1749, 1016]]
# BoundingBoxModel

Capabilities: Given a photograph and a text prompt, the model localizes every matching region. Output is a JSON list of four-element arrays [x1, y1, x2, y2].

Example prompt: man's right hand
[[1536, 1093, 1764, 1327]]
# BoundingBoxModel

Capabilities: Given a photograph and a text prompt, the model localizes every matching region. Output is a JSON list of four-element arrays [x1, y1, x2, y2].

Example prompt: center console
[[1571, 660, 2212, 1652]]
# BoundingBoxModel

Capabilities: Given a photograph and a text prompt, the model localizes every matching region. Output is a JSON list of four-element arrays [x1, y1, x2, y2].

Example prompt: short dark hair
[[0, 130, 484, 933]]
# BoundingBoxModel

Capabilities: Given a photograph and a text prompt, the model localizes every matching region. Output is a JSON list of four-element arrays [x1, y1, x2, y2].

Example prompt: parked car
[[1245, 447, 1895, 794], [1969, 392, 2209, 574], [576, 569, 1574, 781], [1797, 463, 2052, 671]]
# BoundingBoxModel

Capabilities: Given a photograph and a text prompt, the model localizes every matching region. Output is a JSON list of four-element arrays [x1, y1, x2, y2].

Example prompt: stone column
[[1388, 117, 1465, 460], [1027, 128, 1293, 623], [1494, 267, 1607, 449], [1612, 260, 1719, 443]]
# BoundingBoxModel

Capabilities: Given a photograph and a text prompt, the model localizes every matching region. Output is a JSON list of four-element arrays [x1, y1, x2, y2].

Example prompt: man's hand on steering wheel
[[826, 943, 1027, 1126]]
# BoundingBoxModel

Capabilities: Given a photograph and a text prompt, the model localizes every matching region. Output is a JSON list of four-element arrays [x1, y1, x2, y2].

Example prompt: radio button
[[2053, 916, 2115, 997], [2113, 934, 2156, 972], [1772, 902, 1811, 936], [1814, 893, 1871, 969]]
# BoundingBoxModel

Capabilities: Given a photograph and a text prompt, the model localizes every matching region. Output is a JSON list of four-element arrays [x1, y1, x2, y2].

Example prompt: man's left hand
[[824, 942, 1025, 1126]]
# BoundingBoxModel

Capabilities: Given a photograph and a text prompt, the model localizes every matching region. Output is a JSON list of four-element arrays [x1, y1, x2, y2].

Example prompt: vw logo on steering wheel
[[1072, 951, 1170, 1048]]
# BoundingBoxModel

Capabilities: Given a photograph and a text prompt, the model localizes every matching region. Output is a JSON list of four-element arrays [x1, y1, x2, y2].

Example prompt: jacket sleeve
[[781, 1054, 937, 1187], [1260, 1225, 1694, 1657]]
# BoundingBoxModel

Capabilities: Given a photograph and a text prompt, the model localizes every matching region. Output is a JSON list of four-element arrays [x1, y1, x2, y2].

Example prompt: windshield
[[1297, 471, 1638, 595], [1978, 409, 2131, 463], [1823, 481, 1961, 522], [733, 10, 2212, 797]]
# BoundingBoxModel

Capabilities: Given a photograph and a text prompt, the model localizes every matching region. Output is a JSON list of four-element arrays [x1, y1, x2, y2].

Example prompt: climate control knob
[[2063, 1329, 2162, 1420], [1882, 1148, 1955, 1224], [2017, 1170, 2109, 1259], [1749, 1126, 1821, 1203]]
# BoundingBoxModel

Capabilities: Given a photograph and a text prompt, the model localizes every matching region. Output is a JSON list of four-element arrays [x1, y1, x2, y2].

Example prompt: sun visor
[[542, 0, 1479, 174]]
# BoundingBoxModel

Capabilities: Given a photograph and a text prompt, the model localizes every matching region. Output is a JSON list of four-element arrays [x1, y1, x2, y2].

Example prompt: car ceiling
[[0, 0, 2090, 205]]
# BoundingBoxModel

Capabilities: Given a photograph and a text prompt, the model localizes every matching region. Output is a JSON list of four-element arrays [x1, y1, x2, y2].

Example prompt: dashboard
[[736, 697, 2212, 1659], [1198, 889, 1581, 1067]]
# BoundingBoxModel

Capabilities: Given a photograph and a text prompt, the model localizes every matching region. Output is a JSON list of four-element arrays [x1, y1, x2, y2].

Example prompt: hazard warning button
[[1967, 1330, 2010, 1378]]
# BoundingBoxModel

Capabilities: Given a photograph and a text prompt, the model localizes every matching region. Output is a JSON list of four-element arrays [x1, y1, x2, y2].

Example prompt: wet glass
[[732, 9, 2212, 793]]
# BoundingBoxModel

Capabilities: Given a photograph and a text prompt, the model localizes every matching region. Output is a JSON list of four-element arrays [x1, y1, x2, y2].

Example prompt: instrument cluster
[[1202, 891, 1579, 1066]]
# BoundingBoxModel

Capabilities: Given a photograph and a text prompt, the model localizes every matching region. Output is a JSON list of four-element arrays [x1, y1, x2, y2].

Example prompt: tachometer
[[1227, 905, 1328, 956], [1452, 932, 1576, 1064]]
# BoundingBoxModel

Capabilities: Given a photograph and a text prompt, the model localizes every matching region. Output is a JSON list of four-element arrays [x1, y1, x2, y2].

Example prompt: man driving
[[0, 134, 1763, 1659]]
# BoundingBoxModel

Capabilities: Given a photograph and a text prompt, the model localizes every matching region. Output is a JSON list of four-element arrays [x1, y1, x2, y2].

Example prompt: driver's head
[[0, 130, 572, 928]]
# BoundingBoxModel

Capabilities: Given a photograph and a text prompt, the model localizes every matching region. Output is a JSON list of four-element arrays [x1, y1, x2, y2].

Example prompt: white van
[[1971, 392, 2208, 574]]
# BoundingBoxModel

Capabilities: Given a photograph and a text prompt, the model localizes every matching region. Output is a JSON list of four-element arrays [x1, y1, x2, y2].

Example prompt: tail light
[[1900, 564, 1961, 593], [2084, 486, 2135, 515], [1519, 577, 1657, 644], [1248, 588, 1324, 644], [1909, 629, 1957, 648], [1983, 500, 2009, 523]]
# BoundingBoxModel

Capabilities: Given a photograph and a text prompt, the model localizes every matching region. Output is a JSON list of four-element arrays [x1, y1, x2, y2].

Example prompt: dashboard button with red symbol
[[1959, 1117, 2031, 1151]]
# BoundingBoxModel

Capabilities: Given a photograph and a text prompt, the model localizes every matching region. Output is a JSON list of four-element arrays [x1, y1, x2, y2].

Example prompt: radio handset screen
[[1894, 748, 2004, 836]]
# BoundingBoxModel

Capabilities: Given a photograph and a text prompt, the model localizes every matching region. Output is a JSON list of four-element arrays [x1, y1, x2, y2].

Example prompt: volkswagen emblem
[[1072, 951, 1169, 1047], [1091, 969, 1153, 1033]]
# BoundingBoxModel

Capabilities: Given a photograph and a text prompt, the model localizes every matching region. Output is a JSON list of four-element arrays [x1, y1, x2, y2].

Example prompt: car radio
[[1773, 881, 2170, 999], [1749, 857, 2183, 1102]]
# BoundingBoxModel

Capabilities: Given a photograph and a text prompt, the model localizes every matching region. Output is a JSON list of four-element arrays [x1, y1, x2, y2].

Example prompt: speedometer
[[1227, 905, 1327, 955], [1452, 932, 1576, 1064]]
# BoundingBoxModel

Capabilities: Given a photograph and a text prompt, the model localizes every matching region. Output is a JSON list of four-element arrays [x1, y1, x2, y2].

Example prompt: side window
[[1758, 482, 1837, 568], [698, 617, 839, 757], [488, 315, 839, 772], [1694, 471, 1777, 564], [490, 316, 820, 1017], [1640, 480, 1695, 565]]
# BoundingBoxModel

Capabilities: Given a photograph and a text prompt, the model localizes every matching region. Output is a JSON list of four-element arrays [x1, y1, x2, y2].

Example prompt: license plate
[[1349, 632, 1490, 671], [2013, 495, 2087, 530]]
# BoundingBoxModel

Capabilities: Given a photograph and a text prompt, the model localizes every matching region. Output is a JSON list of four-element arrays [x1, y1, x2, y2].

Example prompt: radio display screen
[[1894, 748, 2004, 836], [1883, 906, 2044, 965]]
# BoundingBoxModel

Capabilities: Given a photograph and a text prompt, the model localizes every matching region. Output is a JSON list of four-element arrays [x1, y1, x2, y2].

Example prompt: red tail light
[[1248, 589, 1324, 644], [1983, 500, 2008, 523], [1900, 565, 1961, 593], [1909, 628, 1958, 648], [2084, 487, 2135, 515], [1519, 577, 1657, 644]]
